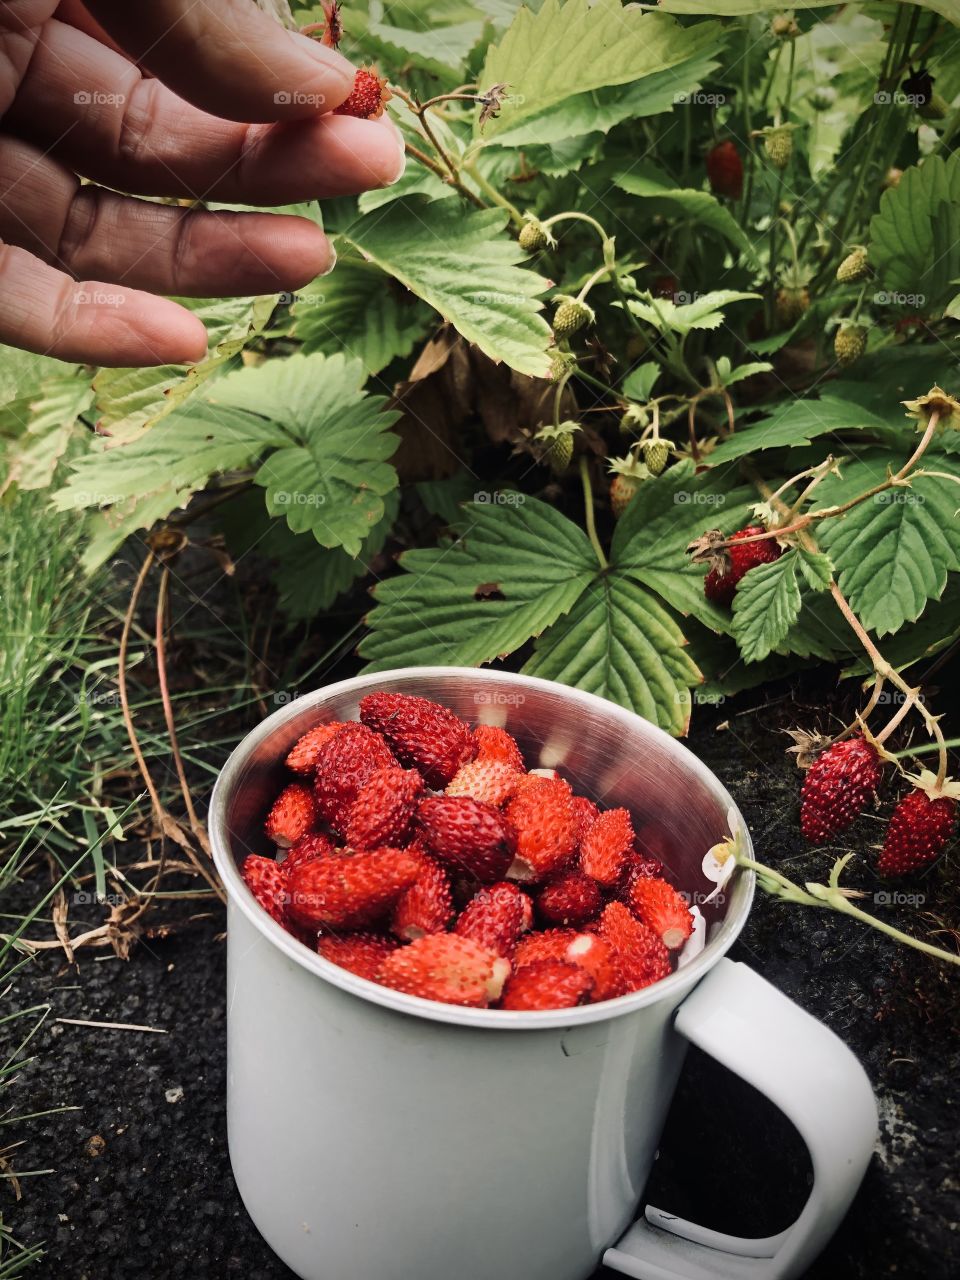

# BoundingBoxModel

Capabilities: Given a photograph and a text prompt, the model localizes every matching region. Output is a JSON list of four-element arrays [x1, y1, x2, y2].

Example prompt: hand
[[0, 0, 404, 366]]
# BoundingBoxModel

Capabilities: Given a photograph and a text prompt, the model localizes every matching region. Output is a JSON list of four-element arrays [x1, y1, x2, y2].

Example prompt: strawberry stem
[[579, 456, 607, 570]]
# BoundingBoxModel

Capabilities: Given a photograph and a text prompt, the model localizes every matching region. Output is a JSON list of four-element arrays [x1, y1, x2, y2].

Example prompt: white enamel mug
[[210, 667, 878, 1280]]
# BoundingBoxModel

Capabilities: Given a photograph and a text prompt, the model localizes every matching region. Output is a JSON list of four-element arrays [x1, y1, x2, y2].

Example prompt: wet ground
[[7, 679, 959, 1279]]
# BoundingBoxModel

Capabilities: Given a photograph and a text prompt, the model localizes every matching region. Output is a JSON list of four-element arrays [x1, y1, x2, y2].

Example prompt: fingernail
[[319, 243, 338, 277], [285, 29, 355, 97]]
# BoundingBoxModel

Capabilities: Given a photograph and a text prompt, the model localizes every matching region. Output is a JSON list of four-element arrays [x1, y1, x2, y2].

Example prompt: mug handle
[[603, 958, 878, 1280]]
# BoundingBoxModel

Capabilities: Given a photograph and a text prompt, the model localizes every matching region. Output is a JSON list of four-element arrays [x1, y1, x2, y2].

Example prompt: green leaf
[[814, 453, 960, 635], [523, 572, 701, 735], [291, 256, 432, 374], [656, 0, 960, 22], [612, 460, 757, 633], [622, 362, 661, 402], [92, 294, 276, 441], [613, 165, 754, 259], [624, 290, 760, 336], [360, 495, 597, 669], [210, 353, 400, 558], [0, 375, 93, 493], [797, 546, 834, 592], [841, 577, 960, 675], [732, 552, 802, 664], [80, 487, 194, 573], [342, 199, 551, 377], [53, 401, 279, 510], [475, 0, 725, 146], [706, 394, 893, 465], [714, 357, 773, 387], [369, 17, 484, 67], [870, 154, 960, 314], [357, 164, 453, 215], [0, 347, 74, 402]]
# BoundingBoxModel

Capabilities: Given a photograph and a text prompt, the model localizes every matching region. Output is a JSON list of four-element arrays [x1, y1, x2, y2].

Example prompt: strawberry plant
[[4, 1, 960, 959]]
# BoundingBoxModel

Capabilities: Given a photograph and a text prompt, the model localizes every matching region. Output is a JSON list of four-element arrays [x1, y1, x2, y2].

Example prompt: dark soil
[[7, 678, 959, 1279]]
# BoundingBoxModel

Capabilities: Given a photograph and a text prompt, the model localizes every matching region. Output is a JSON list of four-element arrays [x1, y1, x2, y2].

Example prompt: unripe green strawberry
[[776, 285, 809, 327], [608, 458, 649, 518], [771, 13, 799, 38], [834, 324, 868, 368], [836, 248, 869, 284], [764, 126, 793, 169], [918, 92, 949, 121], [546, 433, 574, 474], [519, 220, 550, 252], [641, 439, 670, 476], [553, 298, 594, 338]]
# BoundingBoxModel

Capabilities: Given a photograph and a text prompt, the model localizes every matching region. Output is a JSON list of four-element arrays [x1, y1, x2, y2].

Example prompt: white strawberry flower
[[701, 805, 748, 904]]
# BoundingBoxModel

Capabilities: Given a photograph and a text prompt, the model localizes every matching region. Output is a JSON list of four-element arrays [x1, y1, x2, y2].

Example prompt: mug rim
[[210, 667, 756, 1030]]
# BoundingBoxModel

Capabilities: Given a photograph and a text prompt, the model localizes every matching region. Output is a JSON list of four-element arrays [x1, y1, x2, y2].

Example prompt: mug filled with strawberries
[[210, 668, 878, 1280]]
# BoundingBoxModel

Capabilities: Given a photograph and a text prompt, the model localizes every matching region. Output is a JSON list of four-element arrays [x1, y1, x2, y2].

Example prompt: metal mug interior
[[209, 667, 755, 1028]]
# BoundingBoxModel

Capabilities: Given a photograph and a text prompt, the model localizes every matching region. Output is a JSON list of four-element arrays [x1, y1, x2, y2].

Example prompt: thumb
[[83, 0, 356, 123]]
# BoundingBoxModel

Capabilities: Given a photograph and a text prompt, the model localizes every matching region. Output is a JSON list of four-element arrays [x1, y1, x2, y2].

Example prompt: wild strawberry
[[500, 960, 593, 1011], [552, 296, 594, 338], [417, 795, 516, 883], [241, 854, 287, 924], [333, 65, 391, 119], [800, 734, 883, 843], [608, 457, 648, 519], [834, 324, 868, 368], [446, 757, 522, 807], [703, 525, 782, 606], [763, 126, 794, 169], [650, 274, 678, 300], [597, 902, 672, 992], [287, 847, 419, 929], [565, 933, 626, 1002], [519, 219, 552, 252], [877, 772, 959, 877], [642, 439, 670, 476], [706, 140, 743, 200], [836, 248, 869, 284], [391, 857, 454, 941], [775, 285, 810, 328], [536, 871, 602, 928], [313, 722, 396, 828], [473, 724, 525, 771], [625, 876, 693, 950], [572, 795, 599, 849], [344, 764, 423, 850], [620, 852, 666, 896], [505, 775, 578, 882], [379, 934, 510, 1008], [538, 421, 578, 475], [265, 783, 318, 847], [283, 831, 335, 877], [285, 722, 346, 775], [359, 692, 476, 788], [317, 931, 398, 982], [580, 807, 635, 887], [513, 928, 577, 969], [455, 882, 530, 956]]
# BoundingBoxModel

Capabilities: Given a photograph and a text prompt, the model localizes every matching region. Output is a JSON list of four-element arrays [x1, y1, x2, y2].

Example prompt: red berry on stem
[[333, 66, 391, 119], [800, 734, 883, 843], [704, 525, 782, 606], [706, 140, 744, 200], [877, 779, 957, 877]]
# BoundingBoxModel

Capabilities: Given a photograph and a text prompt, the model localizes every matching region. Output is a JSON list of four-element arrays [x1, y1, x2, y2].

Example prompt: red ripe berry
[[360, 692, 476, 788], [285, 722, 346, 775], [536, 871, 602, 928], [317, 931, 398, 982], [505, 775, 578, 882], [333, 66, 391, 119], [704, 526, 782, 606], [417, 794, 516, 883], [313, 722, 396, 828], [344, 764, 423, 850], [499, 960, 593, 1011], [624, 876, 694, 950], [241, 854, 287, 924], [455, 882, 530, 957], [446, 757, 522, 808], [619, 853, 667, 900], [390, 857, 454, 941], [572, 795, 599, 850], [596, 902, 672, 993], [513, 928, 578, 969], [706, 139, 744, 200], [283, 831, 335, 877], [877, 784, 957, 877], [473, 724, 525, 772], [800, 734, 883, 843], [264, 783, 318, 848], [565, 933, 626, 1002], [379, 934, 510, 1008], [287, 847, 420, 929], [580, 807, 635, 887]]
